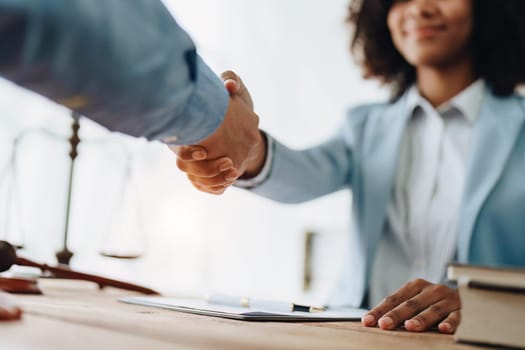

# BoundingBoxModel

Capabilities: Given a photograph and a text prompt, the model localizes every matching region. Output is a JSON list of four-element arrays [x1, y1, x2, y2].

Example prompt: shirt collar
[[405, 79, 485, 123]]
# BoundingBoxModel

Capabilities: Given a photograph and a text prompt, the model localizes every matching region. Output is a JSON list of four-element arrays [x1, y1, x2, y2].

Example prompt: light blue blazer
[[251, 87, 525, 306]]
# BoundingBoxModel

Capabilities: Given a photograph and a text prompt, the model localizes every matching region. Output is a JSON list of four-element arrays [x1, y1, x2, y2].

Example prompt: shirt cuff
[[234, 132, 274, 189]]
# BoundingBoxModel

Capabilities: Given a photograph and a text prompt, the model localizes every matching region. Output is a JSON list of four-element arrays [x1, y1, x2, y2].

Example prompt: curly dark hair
[[348, 0, 525, 99]]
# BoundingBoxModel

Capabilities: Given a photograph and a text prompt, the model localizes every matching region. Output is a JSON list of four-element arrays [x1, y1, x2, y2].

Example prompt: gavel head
[[0, 240, 17, 272]]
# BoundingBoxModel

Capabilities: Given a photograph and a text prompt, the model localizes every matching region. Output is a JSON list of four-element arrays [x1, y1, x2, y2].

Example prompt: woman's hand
[[362, 278, 461, 333]]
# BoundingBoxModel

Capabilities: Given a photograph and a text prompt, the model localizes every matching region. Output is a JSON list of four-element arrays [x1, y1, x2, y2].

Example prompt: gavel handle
[[17, 257, 159, 295]]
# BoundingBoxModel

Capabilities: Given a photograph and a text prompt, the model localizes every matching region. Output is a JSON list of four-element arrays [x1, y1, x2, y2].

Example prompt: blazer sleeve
[[0, 0, 228, 145], [248, 106, 370, 204]]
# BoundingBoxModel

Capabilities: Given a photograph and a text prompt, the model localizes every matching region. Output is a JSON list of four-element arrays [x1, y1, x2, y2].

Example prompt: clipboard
[[119, 296, 367, 322]]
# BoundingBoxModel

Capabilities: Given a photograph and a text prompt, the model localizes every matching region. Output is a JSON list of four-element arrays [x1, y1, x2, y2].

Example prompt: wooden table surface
[[1, 279, 483, 350]]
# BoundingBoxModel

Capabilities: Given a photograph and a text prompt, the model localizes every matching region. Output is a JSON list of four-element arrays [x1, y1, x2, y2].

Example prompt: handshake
[[169, 71, 267, 194]]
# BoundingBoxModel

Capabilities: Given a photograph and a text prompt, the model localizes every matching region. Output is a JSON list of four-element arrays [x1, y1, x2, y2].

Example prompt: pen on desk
[[205, 294, 325, 313]]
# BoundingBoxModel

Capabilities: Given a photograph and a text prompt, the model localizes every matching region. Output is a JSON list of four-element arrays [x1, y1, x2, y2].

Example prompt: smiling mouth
[[406, 25, 446, 39]]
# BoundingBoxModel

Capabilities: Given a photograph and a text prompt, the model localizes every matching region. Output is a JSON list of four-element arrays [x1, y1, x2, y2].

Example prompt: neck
[[416, 57, 476, 107]]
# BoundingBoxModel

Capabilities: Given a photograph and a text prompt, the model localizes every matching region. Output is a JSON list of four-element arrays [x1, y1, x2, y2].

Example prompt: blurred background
[[0, 0, 388, 305]]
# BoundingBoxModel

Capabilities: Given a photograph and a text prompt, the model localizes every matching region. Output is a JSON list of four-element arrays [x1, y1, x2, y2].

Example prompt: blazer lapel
[[362, 95, 412, 268], [457, 91, 525, 262]]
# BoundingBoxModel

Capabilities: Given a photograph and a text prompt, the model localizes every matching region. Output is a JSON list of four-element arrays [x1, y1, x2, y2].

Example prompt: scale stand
[[55, 113, 80, 266]]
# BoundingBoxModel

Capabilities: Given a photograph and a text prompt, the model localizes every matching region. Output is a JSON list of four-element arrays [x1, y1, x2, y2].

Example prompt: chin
[[405, 50, 453, 68]]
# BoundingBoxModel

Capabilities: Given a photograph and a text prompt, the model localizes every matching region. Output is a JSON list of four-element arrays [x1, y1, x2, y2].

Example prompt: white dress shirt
[[369, 80, 485, 306]]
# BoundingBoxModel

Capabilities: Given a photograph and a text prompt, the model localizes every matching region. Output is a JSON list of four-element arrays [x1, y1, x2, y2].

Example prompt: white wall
[[0, 0, 387, 304]]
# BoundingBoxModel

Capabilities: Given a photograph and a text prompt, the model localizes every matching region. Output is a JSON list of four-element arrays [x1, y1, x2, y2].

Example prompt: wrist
[[241, 131, 267, 179]]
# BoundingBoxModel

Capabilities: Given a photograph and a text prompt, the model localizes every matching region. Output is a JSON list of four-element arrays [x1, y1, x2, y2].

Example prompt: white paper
[[119, 296, 367, 321]]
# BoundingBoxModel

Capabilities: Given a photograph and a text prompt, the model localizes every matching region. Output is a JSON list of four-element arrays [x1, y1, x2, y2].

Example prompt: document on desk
[[119, 296, 368, 321]]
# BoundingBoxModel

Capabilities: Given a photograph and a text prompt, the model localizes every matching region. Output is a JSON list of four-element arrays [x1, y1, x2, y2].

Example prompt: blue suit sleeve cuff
[[159, 56, 228, 145]]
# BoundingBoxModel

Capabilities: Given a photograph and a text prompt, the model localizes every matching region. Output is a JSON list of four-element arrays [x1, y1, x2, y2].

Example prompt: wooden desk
[[2, 280, 481, 350]]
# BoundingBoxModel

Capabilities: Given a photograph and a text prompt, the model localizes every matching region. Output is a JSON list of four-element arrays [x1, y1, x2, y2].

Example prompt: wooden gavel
[[0, 240, 159, 295]]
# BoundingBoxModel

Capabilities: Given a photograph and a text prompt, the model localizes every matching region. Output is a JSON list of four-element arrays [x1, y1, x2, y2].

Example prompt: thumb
[[221, 70, 254, 110], [223, 79, 239, 95]]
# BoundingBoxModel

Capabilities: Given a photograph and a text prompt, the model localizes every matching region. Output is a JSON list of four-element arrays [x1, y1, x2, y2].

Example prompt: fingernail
[[362, 314, 375, 326], [225, 174, 237, 182], [405, 319, 422, 330], [225, 79, 237, 87], [224, 169, 238, 181], [378, 316, 394, 329], [439, 322, 452, 333], [192, 151, 206, 160], [218, 161, 233, 172]]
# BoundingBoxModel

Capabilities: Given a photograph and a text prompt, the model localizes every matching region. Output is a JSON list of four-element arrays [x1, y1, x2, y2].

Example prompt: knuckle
[[209, 186, 227, 195], [188, 174, 210, 187], [178, 151, 193, 161], [191, 182, 203, 191], [196, 169, 214, 179], [429, 304, 447, 318], [185, 162, 220, 179], [434, 284, 448, 294], [197, 163, 219, 178], [200, 185, 216, 194], [431, 284, 448, 295], [451, 298, 461, 309], [449, 288, 460, 301], [224, 169, 238, 180], [404, 298, 422, 310], [215, 157, 233, 169], [404, 279, 418, 290], [199, 178, 214, 187], [385, 295, 400, 306], [176, 158, 187, 172], [176, 145, 191, 156], [412, 278, 428, 288]]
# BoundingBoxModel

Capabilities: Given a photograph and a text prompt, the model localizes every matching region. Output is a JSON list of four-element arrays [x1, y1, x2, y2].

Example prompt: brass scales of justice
[[0, 112, 157, 296]]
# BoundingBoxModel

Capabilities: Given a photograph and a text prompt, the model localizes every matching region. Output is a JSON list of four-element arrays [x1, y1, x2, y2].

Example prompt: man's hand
[[171, 71, 266, 194], [0, 291, 22, 321], [362, 279, 461, 333]]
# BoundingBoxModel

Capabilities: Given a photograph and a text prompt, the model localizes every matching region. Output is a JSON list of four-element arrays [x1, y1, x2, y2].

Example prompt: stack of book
[[447, 264, 525, 349]]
